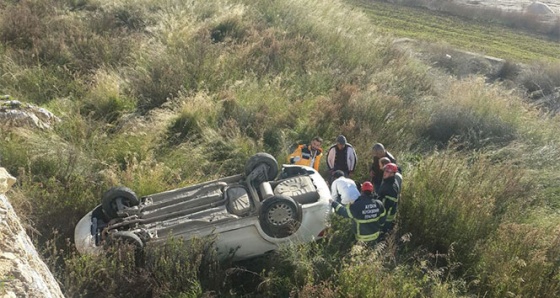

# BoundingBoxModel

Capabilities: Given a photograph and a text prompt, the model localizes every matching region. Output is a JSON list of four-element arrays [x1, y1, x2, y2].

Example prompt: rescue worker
[[330, 181, 386, 245], [330, 170, 360, 205], [377, 163, 401, 234], [326, 135, 358, 183], [287, 136, 323, 171], [379, 157, 402, 186], [370, 143, 397, 191]]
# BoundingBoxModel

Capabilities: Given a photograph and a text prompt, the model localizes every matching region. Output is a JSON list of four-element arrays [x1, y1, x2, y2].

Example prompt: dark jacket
[[377, 175, 401, 224], [331, 193, 386, 242], [326, 143, 358, 174], [370, 151, 397, 187]]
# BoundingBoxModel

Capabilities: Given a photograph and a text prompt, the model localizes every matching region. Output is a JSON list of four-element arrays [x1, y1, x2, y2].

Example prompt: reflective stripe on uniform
[[353, 209, 386, 224], [334, 204, 343, 212], [356, 231, 380, 242], [384, 195, 397, 202], [354, 217, 380, 223]]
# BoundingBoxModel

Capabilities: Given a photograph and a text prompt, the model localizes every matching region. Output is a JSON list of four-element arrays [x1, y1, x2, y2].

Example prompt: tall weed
[[165, 93, 219, 146], [399, 151, 528, 272], [2, 66, 85, 105], [335, 243, 466, 297], [80, 69, 136, 123], [63, 236, 223, 297], [475, 222, 560, 297], [423, 78, 523, 149], [518, 61, 560, 113]]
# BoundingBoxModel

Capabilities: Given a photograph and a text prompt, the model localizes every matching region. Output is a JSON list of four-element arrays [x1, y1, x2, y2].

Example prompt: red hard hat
[[384, 163, 398, 173], [362, 181, 374, 192]]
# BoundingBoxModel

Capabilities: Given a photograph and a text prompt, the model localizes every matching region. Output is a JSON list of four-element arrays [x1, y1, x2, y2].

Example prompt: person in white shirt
[[330, 170, 360, 205]]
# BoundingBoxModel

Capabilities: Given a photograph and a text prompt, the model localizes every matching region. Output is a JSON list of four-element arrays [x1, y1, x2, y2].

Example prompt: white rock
[[0, 168, 16, 194], [525, 1, 555, 15], [0, 168, 64, 298]]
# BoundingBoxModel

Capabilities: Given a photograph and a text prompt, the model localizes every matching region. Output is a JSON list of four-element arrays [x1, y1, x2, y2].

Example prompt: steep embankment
[[0, 168, 63, 298]]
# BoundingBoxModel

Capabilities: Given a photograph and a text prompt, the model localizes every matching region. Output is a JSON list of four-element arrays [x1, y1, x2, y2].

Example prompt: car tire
[[245, 152, 279, 182], [259, 195, 302, 238], [101, 186, 140, 219]]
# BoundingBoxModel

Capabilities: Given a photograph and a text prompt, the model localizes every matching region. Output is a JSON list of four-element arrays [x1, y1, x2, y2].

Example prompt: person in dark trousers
[[326, 135, 358, 184], [370, 143, 397, 191], [287, 136, 323, 171], [330, 181, 386, 245], [376, 163, 401, 234]]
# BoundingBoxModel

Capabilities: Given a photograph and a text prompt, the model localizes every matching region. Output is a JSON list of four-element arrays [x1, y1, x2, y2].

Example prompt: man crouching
[[330, 181, 386, 246]]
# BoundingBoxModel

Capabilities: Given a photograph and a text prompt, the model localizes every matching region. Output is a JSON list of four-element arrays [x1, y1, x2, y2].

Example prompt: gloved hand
[[293, 156, 301, 162]]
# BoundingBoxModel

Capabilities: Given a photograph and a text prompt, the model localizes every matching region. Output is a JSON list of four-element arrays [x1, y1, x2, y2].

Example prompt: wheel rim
[[267, 203, 294, 226]]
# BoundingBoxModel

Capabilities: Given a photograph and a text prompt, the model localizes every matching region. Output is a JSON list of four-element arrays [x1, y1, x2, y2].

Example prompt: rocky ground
[[0, 169, 64, 298], [0, 99, 60, 130]]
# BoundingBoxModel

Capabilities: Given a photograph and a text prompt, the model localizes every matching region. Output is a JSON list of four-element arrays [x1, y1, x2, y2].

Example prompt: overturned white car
[[74, 153, 331, 260]]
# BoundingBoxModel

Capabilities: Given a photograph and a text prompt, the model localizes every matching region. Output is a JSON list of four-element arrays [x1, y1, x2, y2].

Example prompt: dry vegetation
[[1, 0, 560, 297]]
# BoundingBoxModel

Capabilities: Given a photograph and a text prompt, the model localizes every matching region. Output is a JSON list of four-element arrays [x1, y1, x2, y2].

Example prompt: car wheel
[[245, 152, 279, 182], [101, 186, 139, 219], [259, 195, 302, 238]]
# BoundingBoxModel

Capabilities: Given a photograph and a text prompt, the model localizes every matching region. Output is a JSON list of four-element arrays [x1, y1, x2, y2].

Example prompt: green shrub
[[399, 152, 528, 273], [475, 222, 560, 297], [9, 135, 103, 241], [195, 137, 255, 177], [0, 0, 57, 50], [128, 50, 190, 112], [424, 105, 517, 149], [374, 49, 434, 102], [98, 3, 152, 32], [491, 60, 521, 82], [335, 242, 467, 298], [519, 62, 560, 97], [63, 237, 223, 297], [0, 131, 29, 176], [145, 237, 225, 297], [518, 62, 560, 112], [253, 219, 351, 297], [80, 70, 136, 123], [263, 128, 283, 154], [65, 30, 136, 72], [422, 79, 521, 150], [6, 66, 85, 105], [210, 16, 248, 43], [424, 43, 497, 79], [0, 0, 136, 72], [98, 153, 180, 198], [216, 82, 297, 143], [165, 95, 219, 146]]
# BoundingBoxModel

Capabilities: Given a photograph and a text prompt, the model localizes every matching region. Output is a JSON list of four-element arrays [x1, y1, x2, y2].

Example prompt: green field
[[349, 0, 560, 62]]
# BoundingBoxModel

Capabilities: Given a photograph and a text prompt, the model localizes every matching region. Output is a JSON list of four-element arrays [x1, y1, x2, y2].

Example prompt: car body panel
[[74, 160, 331, 260]]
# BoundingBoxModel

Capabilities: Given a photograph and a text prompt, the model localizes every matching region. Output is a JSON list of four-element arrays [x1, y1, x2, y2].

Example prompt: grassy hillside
[[1, 0, 560, 297]]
